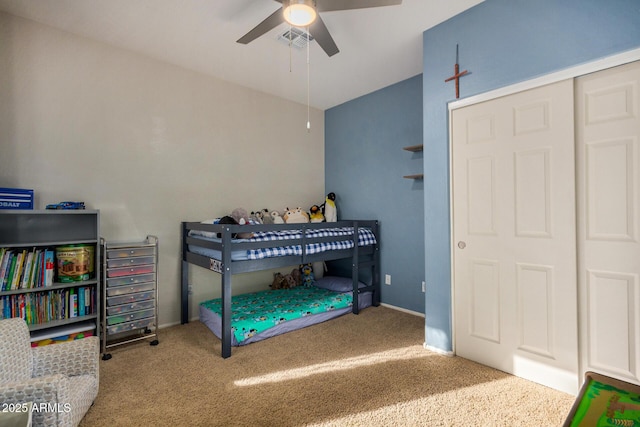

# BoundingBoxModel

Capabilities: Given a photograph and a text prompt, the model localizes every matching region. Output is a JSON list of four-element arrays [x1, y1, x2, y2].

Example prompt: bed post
[[352, 221, 360, 314], [181, 222, 190, 324], [373, 220, 381, 307], [221, 226, 232, 358]]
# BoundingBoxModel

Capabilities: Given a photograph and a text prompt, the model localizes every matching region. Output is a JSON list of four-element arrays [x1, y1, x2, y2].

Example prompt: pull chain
[[306, 25, 311, 132]]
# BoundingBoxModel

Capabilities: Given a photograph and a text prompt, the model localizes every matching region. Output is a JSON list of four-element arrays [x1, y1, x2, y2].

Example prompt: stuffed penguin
[[323, 192, 337, 222]]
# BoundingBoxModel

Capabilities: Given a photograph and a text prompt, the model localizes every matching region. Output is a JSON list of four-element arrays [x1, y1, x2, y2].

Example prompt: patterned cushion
[[0, 318, 32, 383]]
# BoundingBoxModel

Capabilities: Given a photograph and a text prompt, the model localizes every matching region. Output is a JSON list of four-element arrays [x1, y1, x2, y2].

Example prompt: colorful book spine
[[44, 250, 55, 287], [0, 249, 11, 290]]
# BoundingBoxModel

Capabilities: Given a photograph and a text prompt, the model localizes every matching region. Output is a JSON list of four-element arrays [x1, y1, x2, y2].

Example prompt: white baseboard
[[379, 303, 425, 318], [423, 342, 454, 357]]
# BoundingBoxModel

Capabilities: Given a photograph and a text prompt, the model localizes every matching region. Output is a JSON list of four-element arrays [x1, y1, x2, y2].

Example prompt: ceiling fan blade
[[237, 7, 285, 44], [316, 0, 402, 13], [308, 15, 339, 57]]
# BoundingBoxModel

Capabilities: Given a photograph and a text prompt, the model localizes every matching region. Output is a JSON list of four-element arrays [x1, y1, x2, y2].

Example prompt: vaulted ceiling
[[0, 0, 483, 109]]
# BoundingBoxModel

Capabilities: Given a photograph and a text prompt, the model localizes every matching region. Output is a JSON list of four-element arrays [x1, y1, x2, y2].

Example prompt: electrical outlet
[[385, 274, 391, 285], [422, 281, 426, 292], [188, 285, 193, 295]]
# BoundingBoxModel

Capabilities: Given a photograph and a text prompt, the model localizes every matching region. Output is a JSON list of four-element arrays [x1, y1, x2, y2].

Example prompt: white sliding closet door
[[576, 61, 640, 384], [452, 79, 579, 394]]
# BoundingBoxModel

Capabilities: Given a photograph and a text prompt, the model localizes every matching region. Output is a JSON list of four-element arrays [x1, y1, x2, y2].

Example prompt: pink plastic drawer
[[107, 265, 155, 278]]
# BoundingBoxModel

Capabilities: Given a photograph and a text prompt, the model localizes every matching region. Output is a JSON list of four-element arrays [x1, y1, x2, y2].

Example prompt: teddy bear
[[271, 272, 286, 290], [283, 273, 298, 289], [290, 267, 302, 286], [270, 271, 298, 289], [309, 204, 324, 223], [283, 207, 309, 224]]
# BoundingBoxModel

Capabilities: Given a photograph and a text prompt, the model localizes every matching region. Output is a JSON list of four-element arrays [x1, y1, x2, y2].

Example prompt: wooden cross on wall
[[445, 44, 469, 99]]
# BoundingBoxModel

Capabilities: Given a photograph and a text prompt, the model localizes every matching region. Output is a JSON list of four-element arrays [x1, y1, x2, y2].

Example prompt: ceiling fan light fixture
[[283, 0, 317, 27]]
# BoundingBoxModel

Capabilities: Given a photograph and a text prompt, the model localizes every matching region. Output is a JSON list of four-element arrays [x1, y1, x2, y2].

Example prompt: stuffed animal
[[283, 207, 309, 224], [309, 205, 324, 223], [270, 271, 298, 289], [283, 273, 298, 289], [323, 192, 337, 222], [228, 208, 254, 239], [270, 210, 284, 224], [301, 264, 315, 286], [258, 208, 273, 224], [290, 267, 302, 286], [250, 210, 262, 224], [217, 215, 252, 239], [271, 272, 286, 290], [231, 208, 250, 225]]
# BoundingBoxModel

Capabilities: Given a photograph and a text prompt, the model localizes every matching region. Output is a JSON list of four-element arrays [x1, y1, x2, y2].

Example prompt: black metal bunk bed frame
[[180, 220, 380, 358]]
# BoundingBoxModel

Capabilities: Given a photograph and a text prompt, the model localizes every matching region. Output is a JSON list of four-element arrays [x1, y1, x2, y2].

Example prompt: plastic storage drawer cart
[[101, 235, 159, 360]]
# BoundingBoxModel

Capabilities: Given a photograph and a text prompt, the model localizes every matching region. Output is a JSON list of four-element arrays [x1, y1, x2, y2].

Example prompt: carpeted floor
[[81, 306, 575, 426]]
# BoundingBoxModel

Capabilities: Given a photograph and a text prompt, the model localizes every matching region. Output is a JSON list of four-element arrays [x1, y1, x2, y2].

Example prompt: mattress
[[188, 226, 377, 261], [199, 279, 372, 346]]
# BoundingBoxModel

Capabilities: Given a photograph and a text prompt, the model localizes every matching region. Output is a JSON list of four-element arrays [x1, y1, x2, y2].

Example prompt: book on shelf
[[0, 249, 12, 290], [0, 247, 59, 290], [1, 286, 95, 324], [44, 249, 54, 287]]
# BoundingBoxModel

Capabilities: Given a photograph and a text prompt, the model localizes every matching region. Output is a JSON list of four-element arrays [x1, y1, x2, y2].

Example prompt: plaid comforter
[[247, 227, 376, 260]]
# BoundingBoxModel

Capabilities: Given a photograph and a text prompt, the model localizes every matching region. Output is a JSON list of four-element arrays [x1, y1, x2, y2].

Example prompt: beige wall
[[0, 13, 325, 326]]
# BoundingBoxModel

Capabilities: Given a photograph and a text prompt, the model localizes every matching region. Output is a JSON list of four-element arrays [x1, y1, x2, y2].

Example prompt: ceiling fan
[[237, 0, 403, 57]]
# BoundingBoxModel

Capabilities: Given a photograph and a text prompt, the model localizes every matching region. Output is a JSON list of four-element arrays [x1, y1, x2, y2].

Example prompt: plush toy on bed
[[231, 208, 250, 225], [259, 209, 273, 224], [250, 210, 262, 224], [301, 264, 315, 286], [270, 271, 299, 289], [283, 207, 309, 224], [309, 204, 324, 223], [217, 215, 254, 239], [322, 192, 337, 222], [270, 210, 284, 224], [290, 267, 302, 286], [271, 272, 287, 290]]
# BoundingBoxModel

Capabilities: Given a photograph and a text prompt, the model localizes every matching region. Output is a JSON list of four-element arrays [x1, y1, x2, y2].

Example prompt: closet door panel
[[577, 60, 640, 385], [453, 79, 578, 394]]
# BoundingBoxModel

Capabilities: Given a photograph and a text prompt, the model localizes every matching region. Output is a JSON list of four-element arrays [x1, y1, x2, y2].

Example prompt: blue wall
[[325, 75, 424, 313], [423, 0, 640, 351]]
